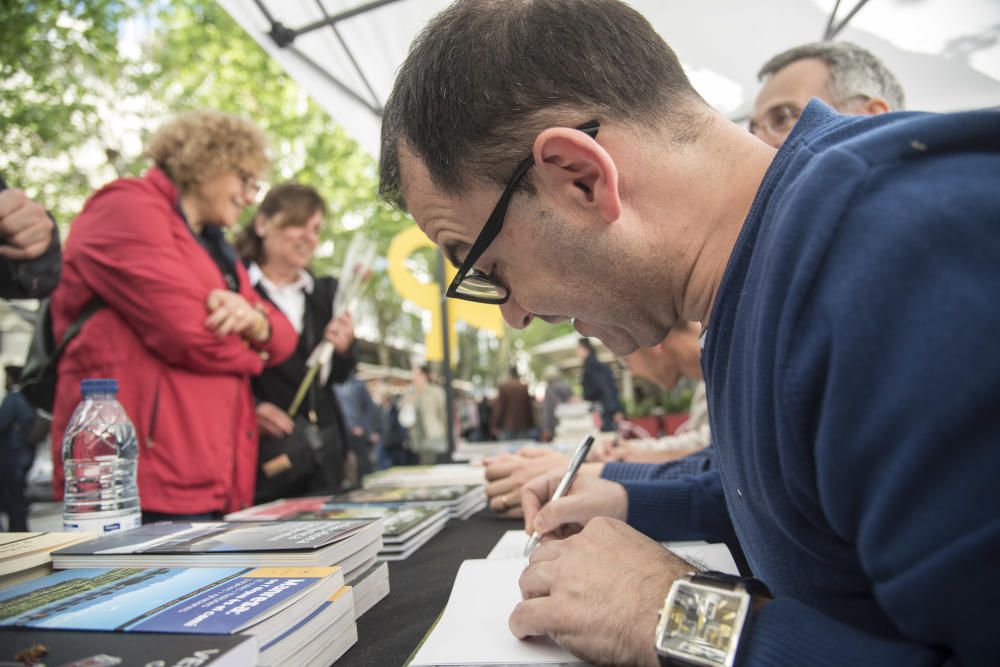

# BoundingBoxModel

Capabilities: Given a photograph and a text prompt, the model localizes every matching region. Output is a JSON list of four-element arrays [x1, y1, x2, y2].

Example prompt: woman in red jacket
[[50, 110, 297, 521]]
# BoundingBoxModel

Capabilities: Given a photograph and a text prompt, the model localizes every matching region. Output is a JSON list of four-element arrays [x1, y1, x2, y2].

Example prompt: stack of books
[[227, 497, 449, 562], [49, 519, 384, 575], [362, 463, 486, 488], [0, 565, 355, 666], [345, 559, 390, 618], [328, 484, 486, 520], [0, 532, 96, 589]]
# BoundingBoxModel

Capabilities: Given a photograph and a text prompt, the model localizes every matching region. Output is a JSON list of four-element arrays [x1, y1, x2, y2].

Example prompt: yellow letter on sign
[[387, 225, 505, 362]]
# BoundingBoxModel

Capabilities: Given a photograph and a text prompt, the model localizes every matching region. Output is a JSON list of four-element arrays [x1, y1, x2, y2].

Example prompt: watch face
[[655, 580, 750, 667]]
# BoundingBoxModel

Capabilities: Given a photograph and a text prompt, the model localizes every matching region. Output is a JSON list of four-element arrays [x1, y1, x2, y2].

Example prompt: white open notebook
[[486, 530, 739, 575], [409, 532, 738, 666], [408, 557, 588, 666]]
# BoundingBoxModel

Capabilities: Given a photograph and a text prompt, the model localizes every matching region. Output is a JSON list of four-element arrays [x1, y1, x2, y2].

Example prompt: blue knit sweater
[[629, 101, 1000, 665]]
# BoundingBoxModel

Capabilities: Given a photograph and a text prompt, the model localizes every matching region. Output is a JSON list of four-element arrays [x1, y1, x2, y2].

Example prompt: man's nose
[[500, 297, 533, 329]]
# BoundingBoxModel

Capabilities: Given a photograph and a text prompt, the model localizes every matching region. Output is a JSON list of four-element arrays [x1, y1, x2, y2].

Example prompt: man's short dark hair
[[379, 0, 705, 209], [4, 365, 22, 385], [578, 338, 594, 353], [758, 41, 905, 111]]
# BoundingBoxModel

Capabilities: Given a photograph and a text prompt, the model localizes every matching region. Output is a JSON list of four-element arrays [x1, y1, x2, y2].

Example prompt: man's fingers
[[533, 495, 593, 535], [485, 475, 520, 498], [521, 470, 564, 531], [518, 560, 558, 600], [484, 459, 516, 481], [489, 489, 521, 513], [509, 596, 560, 640]]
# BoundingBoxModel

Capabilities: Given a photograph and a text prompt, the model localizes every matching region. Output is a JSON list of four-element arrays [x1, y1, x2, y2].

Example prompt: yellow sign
[[388, 225, 505, 361]]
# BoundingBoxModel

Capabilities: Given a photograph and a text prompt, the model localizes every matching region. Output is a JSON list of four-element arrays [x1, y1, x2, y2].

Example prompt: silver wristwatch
[[654, 571, 770, 667]]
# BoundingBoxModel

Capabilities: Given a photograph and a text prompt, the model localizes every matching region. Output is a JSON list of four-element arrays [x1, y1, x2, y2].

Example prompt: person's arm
[[328, 342, 357, 386], [233, 262, 297, 367], [70, 182, 284, 376], [0, 186, 61, 299], [740, 158, 1000, 665], [601, 448, 715, 483], [620, 468, 739, 546]]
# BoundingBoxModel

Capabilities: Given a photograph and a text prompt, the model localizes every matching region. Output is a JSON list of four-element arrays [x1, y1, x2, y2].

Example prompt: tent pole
[[437, 252, 457, 459], [823, 0, 872, 41]]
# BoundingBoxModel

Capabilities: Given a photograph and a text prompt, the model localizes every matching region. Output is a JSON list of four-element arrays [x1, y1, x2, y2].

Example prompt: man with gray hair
[[380, 1, 1000, 665], [751, 41, 904, 147]]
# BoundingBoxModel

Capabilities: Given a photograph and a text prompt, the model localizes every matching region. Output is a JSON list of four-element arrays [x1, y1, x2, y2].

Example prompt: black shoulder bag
[[21, 298, 104, 413]]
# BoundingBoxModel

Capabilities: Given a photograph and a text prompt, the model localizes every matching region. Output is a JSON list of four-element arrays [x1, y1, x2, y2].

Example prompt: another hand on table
[[0, 189, 54, 260], [205, 290, 268, 340], [324, 311, 355, 354], [511, 517, 690, 666], [256, 402, 294, 437], [522, 470, 627, 540], [485, 448, 569, 518]]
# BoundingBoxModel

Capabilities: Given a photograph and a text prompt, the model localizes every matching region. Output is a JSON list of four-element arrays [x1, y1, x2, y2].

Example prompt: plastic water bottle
[[62, 378, 141, 533]]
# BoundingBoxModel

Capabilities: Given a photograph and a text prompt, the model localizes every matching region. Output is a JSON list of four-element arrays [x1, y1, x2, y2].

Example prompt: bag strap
[[54, 297, 105, 358]]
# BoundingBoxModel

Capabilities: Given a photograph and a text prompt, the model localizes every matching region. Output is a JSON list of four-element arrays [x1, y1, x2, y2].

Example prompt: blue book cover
[[0, 566, 339, 634], [52, 520, 375, 556]]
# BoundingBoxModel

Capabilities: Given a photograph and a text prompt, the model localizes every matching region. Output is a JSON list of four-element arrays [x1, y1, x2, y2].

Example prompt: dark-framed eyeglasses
[[446, 120, 601, 305]]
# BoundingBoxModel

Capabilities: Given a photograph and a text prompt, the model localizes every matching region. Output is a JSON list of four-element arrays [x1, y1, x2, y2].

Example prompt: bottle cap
[[80, 378, 118, 396]]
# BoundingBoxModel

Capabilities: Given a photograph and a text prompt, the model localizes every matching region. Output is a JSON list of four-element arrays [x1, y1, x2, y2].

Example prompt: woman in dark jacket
[[236, 184, 357, 501]]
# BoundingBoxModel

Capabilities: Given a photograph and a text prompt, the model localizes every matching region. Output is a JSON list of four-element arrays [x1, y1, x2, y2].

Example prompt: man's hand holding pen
[[521, 472, 628, 542]]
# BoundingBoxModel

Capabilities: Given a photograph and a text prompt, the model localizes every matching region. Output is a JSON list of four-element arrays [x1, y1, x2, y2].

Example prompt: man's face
[[749, 58, 833, 148], [399, 147, 658, 355]]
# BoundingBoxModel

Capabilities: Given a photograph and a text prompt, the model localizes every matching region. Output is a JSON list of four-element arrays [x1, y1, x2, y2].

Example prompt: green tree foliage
[[0, 0, 147, 220], [0, 0, 573, 382]]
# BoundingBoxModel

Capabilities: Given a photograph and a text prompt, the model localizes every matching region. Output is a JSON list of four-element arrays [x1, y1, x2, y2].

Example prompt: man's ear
[[860, 96, 891, 116], [531, 126, 621, 223]]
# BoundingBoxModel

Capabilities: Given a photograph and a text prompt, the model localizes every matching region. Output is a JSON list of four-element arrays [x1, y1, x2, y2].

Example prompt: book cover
[[226, 497, 447, 541], [0, 532, 97, 576], [0, 566, 340, 636], [327, 484, 480, 505], [53, 520, 374, 557], [0, 628, 258, 667], [362, 464, 486, 488]]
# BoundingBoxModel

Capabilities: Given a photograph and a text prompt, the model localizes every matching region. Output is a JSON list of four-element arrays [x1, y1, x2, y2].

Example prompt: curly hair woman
[[49, 110, 297, 522]]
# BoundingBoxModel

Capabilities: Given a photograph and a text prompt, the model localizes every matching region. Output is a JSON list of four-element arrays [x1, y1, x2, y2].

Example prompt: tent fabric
[[219, 0, 1000, 158]]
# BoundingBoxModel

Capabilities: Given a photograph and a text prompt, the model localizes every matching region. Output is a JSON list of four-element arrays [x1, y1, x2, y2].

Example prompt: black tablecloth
[[338, 510, 521, 667]]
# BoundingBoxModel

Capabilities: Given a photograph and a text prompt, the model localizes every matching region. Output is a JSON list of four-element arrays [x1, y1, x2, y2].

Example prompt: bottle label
[[64, 511, 142, 533]]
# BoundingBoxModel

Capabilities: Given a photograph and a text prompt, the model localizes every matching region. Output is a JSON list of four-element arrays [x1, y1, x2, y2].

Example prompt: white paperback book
[[409, 558, 588, 666]]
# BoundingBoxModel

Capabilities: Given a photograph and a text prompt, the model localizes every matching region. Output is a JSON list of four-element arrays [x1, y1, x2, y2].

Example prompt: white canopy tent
[[218, 0, 1000, 158]]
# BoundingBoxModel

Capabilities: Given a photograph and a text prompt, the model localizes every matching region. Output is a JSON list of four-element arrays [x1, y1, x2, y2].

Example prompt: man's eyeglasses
[[446, 120, 601, 305]]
